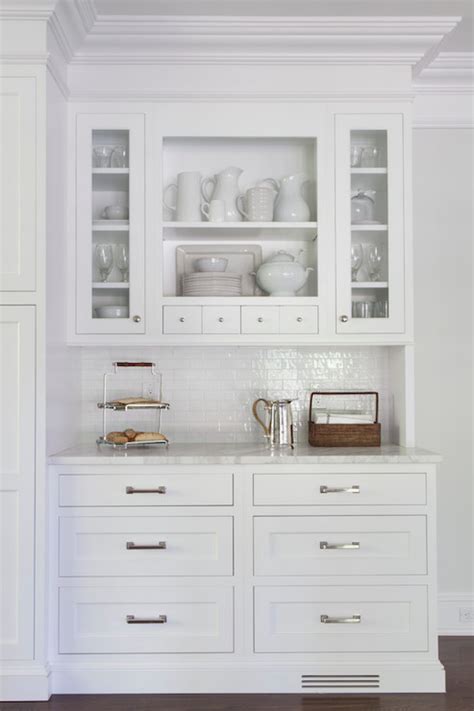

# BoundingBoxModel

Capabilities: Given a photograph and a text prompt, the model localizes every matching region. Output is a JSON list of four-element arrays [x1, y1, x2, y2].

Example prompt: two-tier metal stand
[[96, 361, 170, 448]]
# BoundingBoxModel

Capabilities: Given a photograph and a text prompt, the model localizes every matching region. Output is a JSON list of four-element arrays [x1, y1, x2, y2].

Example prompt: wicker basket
[[308, 391, 381, 447]]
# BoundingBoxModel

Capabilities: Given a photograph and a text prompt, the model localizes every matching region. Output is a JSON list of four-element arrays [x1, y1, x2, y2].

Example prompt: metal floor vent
[[301, 674, 380, 690]]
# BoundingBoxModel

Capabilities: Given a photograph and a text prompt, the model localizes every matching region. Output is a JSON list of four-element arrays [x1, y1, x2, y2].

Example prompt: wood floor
[[1, 637, 473, 711]]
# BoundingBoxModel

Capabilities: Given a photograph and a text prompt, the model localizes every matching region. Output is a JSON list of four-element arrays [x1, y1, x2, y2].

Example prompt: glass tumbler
[[93, 146, 114, 168], [111, 145, 128, 168]]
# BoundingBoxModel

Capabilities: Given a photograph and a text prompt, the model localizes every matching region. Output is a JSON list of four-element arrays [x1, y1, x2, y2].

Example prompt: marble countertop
[[49, 442, 441, 465]]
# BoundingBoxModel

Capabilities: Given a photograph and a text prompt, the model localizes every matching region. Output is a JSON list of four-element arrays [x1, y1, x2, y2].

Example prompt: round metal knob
[[132, 315, 141, 323], [339, 314, 349, 323], [218, 317, 224, 323], [257, 317, 264, 323], [179, 317, 185, 323], [297, 317, 303, 323]]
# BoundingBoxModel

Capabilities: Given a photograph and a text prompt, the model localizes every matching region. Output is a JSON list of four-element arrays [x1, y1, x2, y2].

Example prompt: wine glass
[[95, 244, 114, 282], [351, 244, 363, 282], [367, 245, 383, 281], [115, 244, 129, 282], [93, 145, 113, 168], [111, 145, 128, 168]]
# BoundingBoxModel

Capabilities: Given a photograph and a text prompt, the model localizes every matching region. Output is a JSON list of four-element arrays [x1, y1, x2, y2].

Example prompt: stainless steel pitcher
[[252, 398, 295, 448]]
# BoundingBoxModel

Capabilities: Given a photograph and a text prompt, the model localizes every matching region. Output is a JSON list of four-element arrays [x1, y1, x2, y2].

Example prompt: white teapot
[[255, 250, 313, 296]]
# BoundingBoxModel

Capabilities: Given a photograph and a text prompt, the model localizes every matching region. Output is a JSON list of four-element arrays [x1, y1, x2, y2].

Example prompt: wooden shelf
[[162, 296, 319, 305], [92, 282, 130, 289], [162, 221, 318, 241], [92, 222, 129, 231], [352, 282, 388, 289], [351, 224, 388, 231], [92, 168, 129, 174], [351, 168, 387, 175]]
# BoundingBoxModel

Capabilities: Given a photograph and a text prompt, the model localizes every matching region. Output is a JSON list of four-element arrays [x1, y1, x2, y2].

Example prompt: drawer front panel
[[279, 306, 319, 334], [253, 473, 426, 506], [202, 306, 240, 334], [60, 516, 233, 577], [59, 473, 233, 507], [59, 586, 234, 654], [241, 306, 279, 334], [254, 585, 427, 653], [163, 306, 202, 334], [254, 516, 426, 576]]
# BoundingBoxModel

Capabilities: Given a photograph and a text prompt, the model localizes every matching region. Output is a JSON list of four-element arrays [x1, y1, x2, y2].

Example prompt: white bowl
[[194, 257, 228, 272], [95, 306, 129, 318]]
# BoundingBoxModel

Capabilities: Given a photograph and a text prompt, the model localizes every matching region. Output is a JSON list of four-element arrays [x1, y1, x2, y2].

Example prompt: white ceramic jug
[[265, 174, 310, 222], [201, 166, 243, 222], [163, 171, 202, 222]]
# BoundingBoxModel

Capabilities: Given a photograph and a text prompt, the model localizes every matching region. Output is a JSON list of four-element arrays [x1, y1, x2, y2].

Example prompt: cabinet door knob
[[257, 317, 264, 323], [218, 317, 224, 323], [297, 317, 303, 322], [133, 315, 142, 323], [179, 317, 185, 323], [339, 314, 349, 323]]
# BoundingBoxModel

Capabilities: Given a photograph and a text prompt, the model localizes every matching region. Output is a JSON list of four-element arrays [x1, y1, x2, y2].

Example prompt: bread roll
[[106, 432, 128, 444], [134, 432, 167, 442], [124, 429, 137, 441]]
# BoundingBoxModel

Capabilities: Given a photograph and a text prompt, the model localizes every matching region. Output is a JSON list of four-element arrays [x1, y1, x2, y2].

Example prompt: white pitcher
[[163, 171, 202, 221], [264, 174, 310, 222], [201, 166, 243, 222]]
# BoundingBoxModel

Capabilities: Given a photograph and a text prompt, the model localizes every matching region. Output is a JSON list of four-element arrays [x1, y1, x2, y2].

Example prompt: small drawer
[[254, 515, 426, 576], [163, 306, 202, 334], [59, 473, 233, 507], [253, 473, 426, 506], [279, 306, 318, 334], [254, 585, 428, 653], [241, 306, 279, 334], [202, 306, 240, 334], [59, 586, 234, 654], [60, 515, 233, 577]]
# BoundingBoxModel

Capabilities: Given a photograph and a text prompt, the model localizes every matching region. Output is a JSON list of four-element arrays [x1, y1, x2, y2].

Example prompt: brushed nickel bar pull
[[126, 541, 167, 550], [321, 614, 361, 624], [126, 486, 167, 495], [126, 615, 167, 624], [320, 485, 360, 494], [320, 541, 360, 550]]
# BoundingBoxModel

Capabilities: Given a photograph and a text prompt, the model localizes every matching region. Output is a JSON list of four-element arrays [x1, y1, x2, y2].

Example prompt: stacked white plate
[[182, 272, 242, 296]]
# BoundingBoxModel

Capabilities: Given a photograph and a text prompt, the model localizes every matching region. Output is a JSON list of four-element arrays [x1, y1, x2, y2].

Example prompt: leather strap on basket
[[309, 391, 379, 424]]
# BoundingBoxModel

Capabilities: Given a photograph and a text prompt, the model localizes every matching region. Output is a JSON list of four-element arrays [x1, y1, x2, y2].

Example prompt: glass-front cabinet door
[[76, 114, 145, 334], [335, 114, 405, 334]]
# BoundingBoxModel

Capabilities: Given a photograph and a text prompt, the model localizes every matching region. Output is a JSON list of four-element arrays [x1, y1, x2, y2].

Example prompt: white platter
[[176, 244, 262, 296]]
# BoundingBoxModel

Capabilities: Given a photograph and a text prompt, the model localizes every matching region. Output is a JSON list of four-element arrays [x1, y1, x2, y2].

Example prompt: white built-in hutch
[[0, 2, 463, 700]]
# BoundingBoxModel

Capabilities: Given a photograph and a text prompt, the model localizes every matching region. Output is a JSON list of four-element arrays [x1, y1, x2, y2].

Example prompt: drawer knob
[[320, 541, 360, 550], [320, 485, 360, 494], [297, 317, 303, 322], [339, 314, 349, 323], [126, 486, 167, 495], [218, 317, 224, 323], [126, 615, 167, 624], [321, 614, 361, 624], [179, 317, 185, 323], [133, 315, 142, 323], [257, 317, 264, 323], [126, 541, 167, 550]]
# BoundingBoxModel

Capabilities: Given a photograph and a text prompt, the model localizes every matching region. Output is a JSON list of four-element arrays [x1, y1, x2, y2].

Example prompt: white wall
[[413, 129, 473, 613]]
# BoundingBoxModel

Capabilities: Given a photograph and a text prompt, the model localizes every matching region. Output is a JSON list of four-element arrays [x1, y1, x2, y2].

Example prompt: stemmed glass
[[367, 245, 383, 281], [115, 244, 129, 282], [95, 244, 114, 282], [351, 244, 363, 282]]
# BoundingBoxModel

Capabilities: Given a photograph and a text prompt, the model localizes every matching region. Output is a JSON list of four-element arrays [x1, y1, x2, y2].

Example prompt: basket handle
[[309, 391, 379, 424]]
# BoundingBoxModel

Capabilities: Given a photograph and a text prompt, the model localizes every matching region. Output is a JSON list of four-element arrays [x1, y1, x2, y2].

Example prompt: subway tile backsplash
[[79, 346, 394, 444]]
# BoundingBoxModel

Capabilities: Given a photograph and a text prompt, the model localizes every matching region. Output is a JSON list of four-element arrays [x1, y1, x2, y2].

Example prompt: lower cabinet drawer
[[254, 516, 426, 576], [163, 306, 202, 334], [60, 515, 233, 577], [253, 473, 427, 506], [59, 473, 233, 507], [241, 306, 279, 334], [254, 585, 428, 653], [279, 306, 318, 334], [202, 306, 240, 334], [59, 586, 234, 654]]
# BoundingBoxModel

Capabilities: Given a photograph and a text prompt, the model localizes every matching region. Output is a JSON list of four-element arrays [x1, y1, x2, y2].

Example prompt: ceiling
[[93, 0, 473, 52]]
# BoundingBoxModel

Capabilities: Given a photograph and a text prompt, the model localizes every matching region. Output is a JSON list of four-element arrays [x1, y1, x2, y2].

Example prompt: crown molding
[[414, 51, 474, 94], [0, 52, 49, 64], [0, 0, 56, 19], [62, 13, 460, 67]]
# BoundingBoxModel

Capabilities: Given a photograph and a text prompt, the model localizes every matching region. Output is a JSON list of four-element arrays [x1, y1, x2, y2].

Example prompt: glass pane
[[91, 129, 130, 319], [350, 130, 389, 319]]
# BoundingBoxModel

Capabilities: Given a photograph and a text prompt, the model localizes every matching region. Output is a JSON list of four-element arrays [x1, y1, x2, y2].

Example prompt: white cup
[[236, 186, 275, 222], [163, 171, 202, 221], [101, 205, 129, 220], [201, 199, 226, 222]]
